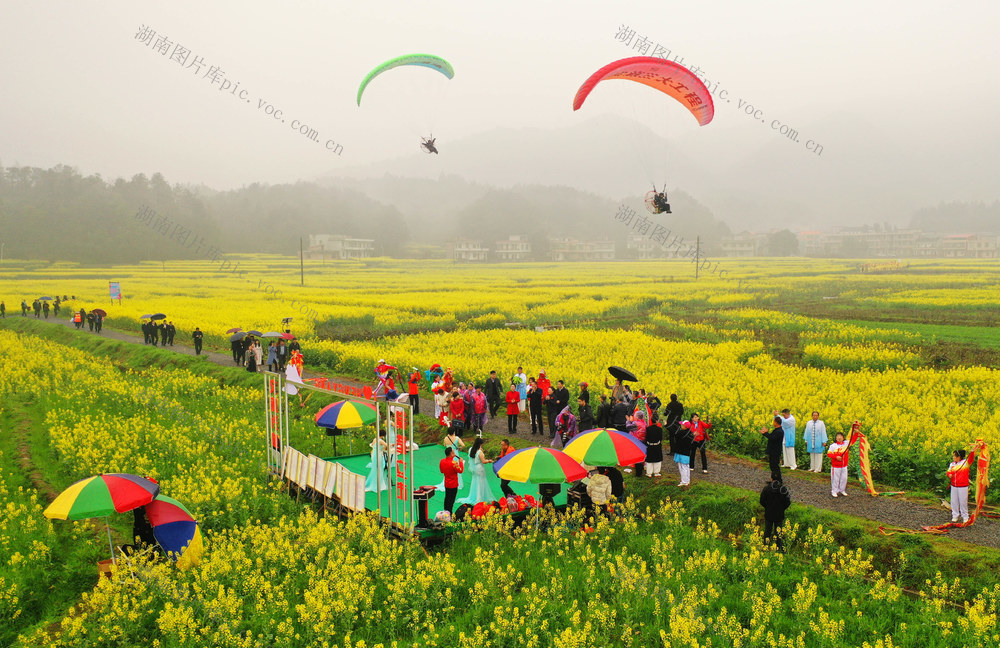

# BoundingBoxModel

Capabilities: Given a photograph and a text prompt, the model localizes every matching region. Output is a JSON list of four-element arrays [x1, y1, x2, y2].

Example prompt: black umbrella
[[39, 296, 54, 301], [150, 313, 167, 320], [247, 330, 264, 337], [230, 332, 247, 342], [608, 366, 638, 382]]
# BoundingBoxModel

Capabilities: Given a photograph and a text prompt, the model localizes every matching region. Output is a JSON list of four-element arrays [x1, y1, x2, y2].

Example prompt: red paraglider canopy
[[573, 56, 714, 126]]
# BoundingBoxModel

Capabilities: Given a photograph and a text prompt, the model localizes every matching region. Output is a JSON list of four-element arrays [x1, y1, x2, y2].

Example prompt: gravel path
[[21, 317, 1000, 549]]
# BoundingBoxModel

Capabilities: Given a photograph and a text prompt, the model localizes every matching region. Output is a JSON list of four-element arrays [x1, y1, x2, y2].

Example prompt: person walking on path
[[408, 369, 422, 415], [434, 386, 448, 420], [42, 301, 50, 318], [759, 479, 792, 552], [276, 340, 287, 370], [472, 386, 488, 435], [595, 394, 612, 429], [947, 447, 976, 523], [674, 421, 694, 486], [94, 314, 103, 333], [577, 396, 594, 433], [553, 404, 577, 449], [776, 408, 798, 470], [439, 447, 465, 515], [761, 415, 785, 483], [253, 340, 263, 371], [448, 389, 466, 435], [527, 378, 544, 436], [505, 383, 521, 434], [644, 412, 663, 477], [688, 412, 712, 474], [827, 431, 850, 497], [544, 386, 561, 439], [484, 370, 503, 418], [192, 327, 204, 355], [804, 411, 828, 473], [266, 341, 278, 371], [166, 322, 176, 345], [612, 396, 629, 433], [514, 366, 528, 413]]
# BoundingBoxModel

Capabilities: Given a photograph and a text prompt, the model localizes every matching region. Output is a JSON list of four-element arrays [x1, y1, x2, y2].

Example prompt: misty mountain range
[[1, 115, 996, 263]]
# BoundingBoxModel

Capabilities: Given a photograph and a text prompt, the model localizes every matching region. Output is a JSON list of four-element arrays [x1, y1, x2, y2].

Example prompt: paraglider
[[421, 136, 439, 154], [574, 57, 713, 214], [357, 54, 455, 155]]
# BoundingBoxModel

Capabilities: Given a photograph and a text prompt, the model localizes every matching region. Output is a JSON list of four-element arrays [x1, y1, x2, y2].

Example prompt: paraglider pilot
[[652, 191, 671, 214], [421, 137, 439, 154]]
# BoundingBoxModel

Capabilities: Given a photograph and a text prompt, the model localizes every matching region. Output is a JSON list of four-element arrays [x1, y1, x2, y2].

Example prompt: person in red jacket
[[688, 413, 712, 474], [947, 447, 975, 523], [439, 447, 465, 514], [448, 389, 466, 435], [408, 370, 422, 415], [505, 383, 521, 434], [536, 371, 551, 400]]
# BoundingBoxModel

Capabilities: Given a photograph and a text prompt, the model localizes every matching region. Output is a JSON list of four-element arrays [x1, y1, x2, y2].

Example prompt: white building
[[450, 239, 489, 262], [495, 235, 532, 262], [307, 234, 375, 260]]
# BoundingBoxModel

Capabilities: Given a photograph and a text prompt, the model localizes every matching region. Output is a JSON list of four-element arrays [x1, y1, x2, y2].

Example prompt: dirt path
[[21, 317, 1000, 549]]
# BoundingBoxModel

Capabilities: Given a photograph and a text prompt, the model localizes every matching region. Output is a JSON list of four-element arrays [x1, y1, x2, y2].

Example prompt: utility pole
[[300, 237, 305, 286], [695, 236, 700, 279]]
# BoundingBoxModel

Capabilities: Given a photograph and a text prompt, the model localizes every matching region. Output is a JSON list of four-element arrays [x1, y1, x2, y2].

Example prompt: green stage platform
[[326, 445, 568, 522]]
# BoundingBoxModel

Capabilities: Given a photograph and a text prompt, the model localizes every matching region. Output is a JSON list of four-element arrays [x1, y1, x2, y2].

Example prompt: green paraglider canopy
[[357, 54, 454, 106]]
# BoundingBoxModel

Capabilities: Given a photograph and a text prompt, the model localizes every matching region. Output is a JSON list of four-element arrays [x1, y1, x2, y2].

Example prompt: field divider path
[[17, 317, 999, 549]]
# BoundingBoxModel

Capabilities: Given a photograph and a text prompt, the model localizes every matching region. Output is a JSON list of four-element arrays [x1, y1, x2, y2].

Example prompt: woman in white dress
[[460, 437, 497, 505], [364, 431, 389, 492]]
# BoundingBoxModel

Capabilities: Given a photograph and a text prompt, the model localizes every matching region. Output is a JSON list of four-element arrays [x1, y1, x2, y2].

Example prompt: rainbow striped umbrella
[[493, 447, 587, 484], [44, 473, 160, 565], [315, 400, 377, 429], [563, 429, 646, 467], [44, 474, 159, 520], [145, 495, 203, 569]]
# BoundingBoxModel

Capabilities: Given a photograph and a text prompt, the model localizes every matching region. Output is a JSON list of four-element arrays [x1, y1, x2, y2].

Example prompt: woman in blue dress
[[460, 437, 497, 505], [435, 430, 466, 491], [364, 431, 389, 492]]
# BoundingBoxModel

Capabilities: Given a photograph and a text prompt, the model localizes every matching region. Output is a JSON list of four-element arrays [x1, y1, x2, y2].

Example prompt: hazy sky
[[1, 0, 998, 198]]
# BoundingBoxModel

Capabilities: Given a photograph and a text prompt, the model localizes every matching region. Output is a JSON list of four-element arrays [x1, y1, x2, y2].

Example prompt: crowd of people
[[2, 296, 74, 320], [231, 333, 302, 373], [140, 319, 175, 345], [379, 363, 978, 543]]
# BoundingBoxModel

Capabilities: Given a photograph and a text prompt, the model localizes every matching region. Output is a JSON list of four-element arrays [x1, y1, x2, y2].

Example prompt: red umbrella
[[226, 327, 242, 334], [280, 333, 295, 340], [92, 308, 108, 317]]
